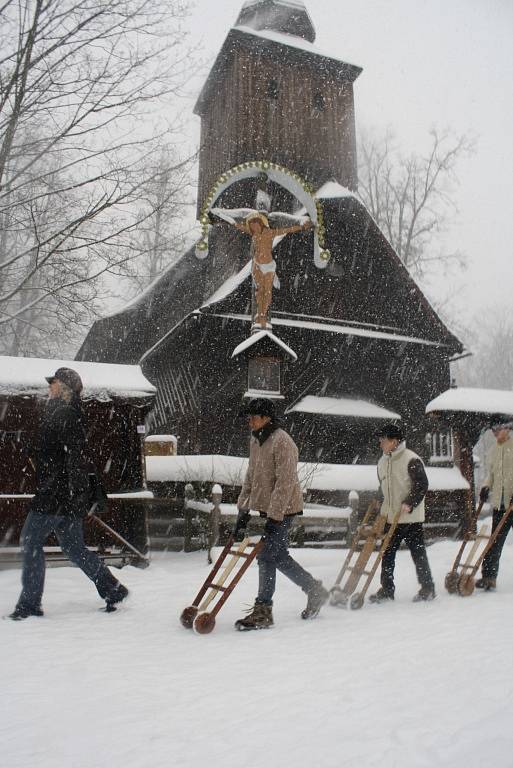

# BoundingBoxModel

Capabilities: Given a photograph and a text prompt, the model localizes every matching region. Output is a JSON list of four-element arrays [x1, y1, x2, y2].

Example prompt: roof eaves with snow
[[231, 329, 298, 360], [194, 26, 362, 116], [0, 356, 156, 399], [426, 387, 513, 417], [287, 395, 400, 420], [205, 312, 453, 349]]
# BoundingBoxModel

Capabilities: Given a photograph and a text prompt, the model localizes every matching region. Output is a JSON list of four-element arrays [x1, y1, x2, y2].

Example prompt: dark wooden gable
[[76, 227, 252, 365], [195, 27, 362, 213], [200, 195, 463, 353]]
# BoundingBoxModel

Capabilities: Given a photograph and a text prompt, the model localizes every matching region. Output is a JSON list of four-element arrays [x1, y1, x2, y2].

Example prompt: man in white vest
[[476, 415, 513, 590], [370, 423, 435, 603]]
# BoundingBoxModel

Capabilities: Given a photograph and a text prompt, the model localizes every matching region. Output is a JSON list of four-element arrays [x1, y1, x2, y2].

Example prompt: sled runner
[[447, 502, 513, 597], [444, 501, 485, 593], [329, 501, 401, 610], [180, 535, 263, 634]]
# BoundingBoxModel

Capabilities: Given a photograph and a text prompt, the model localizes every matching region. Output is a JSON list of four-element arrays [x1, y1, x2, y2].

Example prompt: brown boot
[[476, 577, 496, 591], [235, 602, 274, 631]]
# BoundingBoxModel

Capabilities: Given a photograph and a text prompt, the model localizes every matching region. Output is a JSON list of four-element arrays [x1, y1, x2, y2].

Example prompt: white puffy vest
[[485, 436, 513, 509], [377, 443, 426, 524]]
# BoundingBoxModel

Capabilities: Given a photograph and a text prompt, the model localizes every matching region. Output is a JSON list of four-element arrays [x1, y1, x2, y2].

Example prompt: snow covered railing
[[145, 455, 470, 492], [0, 491, 154, 501]]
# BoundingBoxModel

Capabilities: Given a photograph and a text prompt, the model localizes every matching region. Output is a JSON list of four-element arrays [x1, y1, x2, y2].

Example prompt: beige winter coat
[[237, 427, 303, 522], [377, 442, 427, 524], [485, 436, 513, 509]]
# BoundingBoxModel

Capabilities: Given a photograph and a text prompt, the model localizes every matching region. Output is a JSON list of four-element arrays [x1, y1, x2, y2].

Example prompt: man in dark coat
[[9, 367, 128, 620]]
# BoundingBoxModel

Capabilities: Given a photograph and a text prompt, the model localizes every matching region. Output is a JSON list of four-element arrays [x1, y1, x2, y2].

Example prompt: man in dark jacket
[[370, 423, 435, 603], [234, 398, 328, 630], [9, 367, 128, 620]]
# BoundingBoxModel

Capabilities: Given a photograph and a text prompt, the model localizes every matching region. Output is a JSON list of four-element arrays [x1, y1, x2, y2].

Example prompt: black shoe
[[476, 577, 496, 591], [8, 605, 44, 621], [302, 581, 329, 620], [104, 584, 129, 613], [369, 588, 395, 604], [413, 585, 436, 602]]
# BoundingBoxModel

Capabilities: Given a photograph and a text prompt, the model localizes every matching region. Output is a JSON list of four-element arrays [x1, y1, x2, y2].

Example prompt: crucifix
[[210, 173, 314, 330]]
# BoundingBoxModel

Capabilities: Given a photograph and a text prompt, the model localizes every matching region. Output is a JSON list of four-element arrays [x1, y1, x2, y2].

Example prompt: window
[[313, 91, 325, 112], [427, 430, 454, 464], [267, 79, 279, 100]]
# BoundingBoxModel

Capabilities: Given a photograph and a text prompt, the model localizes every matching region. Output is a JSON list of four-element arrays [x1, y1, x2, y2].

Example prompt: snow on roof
[[315, 181, 355, 200], [234, 25, 361, 73], [288, 396, 400, 420], [231, 330, 298, 360], [146, 454, 469, 492], [0, 356, 156, 399], [426, 388, 513, 416], [209, 312, 449, 349], [145, 435, 177, 443], [242, 0, 307, 8]]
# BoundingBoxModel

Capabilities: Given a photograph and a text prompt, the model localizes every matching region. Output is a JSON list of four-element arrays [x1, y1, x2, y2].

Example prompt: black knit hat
[[377, 422, 404, 441], [46, 367, 83, 394], [239, 398, 276, 419]]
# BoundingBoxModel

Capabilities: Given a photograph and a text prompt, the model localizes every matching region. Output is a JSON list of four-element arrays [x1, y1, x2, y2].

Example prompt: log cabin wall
[[196, 39, 359, 214], [145, 311, 452, 466], [0, 394, 152, 552]]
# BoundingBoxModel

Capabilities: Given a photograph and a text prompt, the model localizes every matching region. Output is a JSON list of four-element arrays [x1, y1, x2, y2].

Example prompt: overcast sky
[[180, 0, 513, 341]]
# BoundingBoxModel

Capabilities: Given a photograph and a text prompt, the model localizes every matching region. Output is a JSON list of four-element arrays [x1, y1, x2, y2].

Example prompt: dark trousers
[[381, 522, 434, 594], [482, 507, 513, 579], [257, 517, 316, 605], [16, 511, 120, 611]]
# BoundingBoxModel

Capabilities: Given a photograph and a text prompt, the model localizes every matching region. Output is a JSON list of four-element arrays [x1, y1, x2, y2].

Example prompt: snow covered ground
[[2, 532, 513, 768]]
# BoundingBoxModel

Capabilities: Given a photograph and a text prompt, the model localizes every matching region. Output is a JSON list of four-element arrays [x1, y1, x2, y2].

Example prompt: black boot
[[413, 585, 436, 602], [8, 605, 44, 621], [302, 580, 329, 620], [369, 587, 394, 604], [104, 584, 129, 613], [476, 577, 496, 591]]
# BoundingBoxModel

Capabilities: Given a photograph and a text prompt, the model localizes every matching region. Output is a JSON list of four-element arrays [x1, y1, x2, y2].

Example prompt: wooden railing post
[[183, 483, 195, 552], [208, 484, 222, 564]]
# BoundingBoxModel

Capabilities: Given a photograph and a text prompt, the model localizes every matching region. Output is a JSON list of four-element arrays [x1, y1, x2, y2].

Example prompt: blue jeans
[[257, 517, 316, 605], [16, 511, 120, 611]]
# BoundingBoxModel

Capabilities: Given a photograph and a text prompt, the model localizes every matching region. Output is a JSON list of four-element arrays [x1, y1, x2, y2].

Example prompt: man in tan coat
[[234, 398, 328, 630], [370, 423, 435, 603], [476, 416, 513, 590]]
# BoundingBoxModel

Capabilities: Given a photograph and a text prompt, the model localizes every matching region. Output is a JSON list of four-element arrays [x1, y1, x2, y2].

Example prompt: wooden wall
[[0, 394, 152, 553], [197, 45, 358, 213]]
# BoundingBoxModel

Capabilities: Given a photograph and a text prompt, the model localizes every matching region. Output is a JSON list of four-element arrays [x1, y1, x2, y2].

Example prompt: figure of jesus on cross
[[222, 211, 314, 329]]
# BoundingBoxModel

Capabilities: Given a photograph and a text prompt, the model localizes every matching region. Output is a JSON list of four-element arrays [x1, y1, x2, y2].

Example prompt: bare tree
[[453, 311, 513, 390], [122, 146, 196, 296], [358, 128, 474, 279], [0, 0, 193, 357]]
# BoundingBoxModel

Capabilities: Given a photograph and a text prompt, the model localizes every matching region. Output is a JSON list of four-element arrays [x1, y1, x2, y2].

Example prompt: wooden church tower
[[194, 0, 362, 214]]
